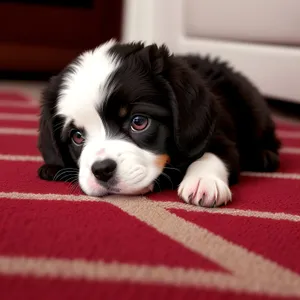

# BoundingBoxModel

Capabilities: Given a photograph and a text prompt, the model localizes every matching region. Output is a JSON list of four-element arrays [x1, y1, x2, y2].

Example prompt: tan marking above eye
[[119, 107, 128, 117]]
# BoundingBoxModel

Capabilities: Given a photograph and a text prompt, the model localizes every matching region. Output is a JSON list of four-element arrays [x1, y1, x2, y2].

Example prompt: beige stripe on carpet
[[0, 198, 299, 296], [0, 192, 299, 223], [241, 172, 300, 179], [0, 154, 42, 161], [0, 128, 37, 135], [0, 101, 37, 108], [0, 194, 299, 295], [0, 113, 38, 121], [109, 198, 300, 296], [280, 147, 300, 154], [0, 255, 238, 292], [0, 255, 294, 297], [277, 130, 300, 138], [162, 201, 300, 222]]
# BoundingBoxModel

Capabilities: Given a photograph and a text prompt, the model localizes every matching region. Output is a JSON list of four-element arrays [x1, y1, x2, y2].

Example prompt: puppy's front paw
[[38, 164, 63, 181], [178, 176, 232, 207]]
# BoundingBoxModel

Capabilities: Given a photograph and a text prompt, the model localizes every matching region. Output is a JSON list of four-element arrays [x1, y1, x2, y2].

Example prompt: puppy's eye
[[131, 115, 149, 131], [70, 129, 85, 146]]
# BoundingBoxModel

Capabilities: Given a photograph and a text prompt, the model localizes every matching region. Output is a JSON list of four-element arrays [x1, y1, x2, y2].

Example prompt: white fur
[[57, 39, 118, 132], [79, 139, 160, 196], [178, 152, 232, 207], [56, 40, 163, 196]]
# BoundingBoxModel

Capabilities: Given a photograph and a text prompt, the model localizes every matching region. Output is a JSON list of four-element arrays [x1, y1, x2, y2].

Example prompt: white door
[[122, 0, 300, 103]]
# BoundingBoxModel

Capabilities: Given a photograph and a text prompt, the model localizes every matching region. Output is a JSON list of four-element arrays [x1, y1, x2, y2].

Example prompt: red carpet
[[0, 90, 300, 299]]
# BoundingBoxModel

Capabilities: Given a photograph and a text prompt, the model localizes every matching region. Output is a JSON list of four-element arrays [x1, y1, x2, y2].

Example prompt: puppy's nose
[[91, 159, 117, 182]]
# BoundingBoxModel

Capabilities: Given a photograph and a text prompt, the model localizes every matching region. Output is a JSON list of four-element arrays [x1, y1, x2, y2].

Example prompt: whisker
[[56, 168, 79, 173], [53, 171, 77, 182], [53, 169, 64, 181], [58, 173, 78, 182], [68, 178, 79, 193], [67, 177, 77, 187], [54, 169, 79, 181], [71, 184, 81, 194], [164, 166, 181, 173], [68, 177, 78, 184], [55, 170, 79, 176]]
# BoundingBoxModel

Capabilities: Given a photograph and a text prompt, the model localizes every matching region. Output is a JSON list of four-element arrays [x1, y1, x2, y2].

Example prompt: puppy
[[37, 39, 281, 207]]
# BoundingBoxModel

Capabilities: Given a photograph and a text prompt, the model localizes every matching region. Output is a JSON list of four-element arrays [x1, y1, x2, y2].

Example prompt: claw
[[178, 176, 231, 207], [188, 193, 194, 203]]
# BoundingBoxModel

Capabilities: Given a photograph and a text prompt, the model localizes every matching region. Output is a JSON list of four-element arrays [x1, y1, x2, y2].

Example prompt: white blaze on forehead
[[56, 39, 119, 135]]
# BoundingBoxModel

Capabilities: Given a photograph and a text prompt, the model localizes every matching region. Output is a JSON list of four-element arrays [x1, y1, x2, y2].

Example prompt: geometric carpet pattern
[[0, 90, 300, 299]]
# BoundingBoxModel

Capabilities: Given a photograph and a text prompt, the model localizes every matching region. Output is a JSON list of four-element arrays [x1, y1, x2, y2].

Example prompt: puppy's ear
[[108, 41, 145, 58], [140, 44, 215, 159], [37, 76, 71, 180], [163, 56, 216, 160], [139, 43, 171, 74]]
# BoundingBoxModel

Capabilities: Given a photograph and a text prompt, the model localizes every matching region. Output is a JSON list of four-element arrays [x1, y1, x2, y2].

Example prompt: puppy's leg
[[242, 124, 281, 172], [178, 153, 232, 207], [38, 164, 62, 181], [38, 164, 75, 182]]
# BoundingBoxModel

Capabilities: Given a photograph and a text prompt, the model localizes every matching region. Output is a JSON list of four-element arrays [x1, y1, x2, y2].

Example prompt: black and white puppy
[[37, 39, 281, 207]]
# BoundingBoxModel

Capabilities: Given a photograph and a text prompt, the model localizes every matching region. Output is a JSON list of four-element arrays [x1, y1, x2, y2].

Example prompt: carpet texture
[[0, 90, 300, 299]]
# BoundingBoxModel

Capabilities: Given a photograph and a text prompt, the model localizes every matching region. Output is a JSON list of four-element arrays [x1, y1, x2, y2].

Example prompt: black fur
[[37, 67, 78, 181], [38, 41, 281, 192]]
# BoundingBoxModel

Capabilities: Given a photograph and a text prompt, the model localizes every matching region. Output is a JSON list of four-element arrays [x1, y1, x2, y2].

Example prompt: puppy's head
[[38, 40, 215, 196]]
